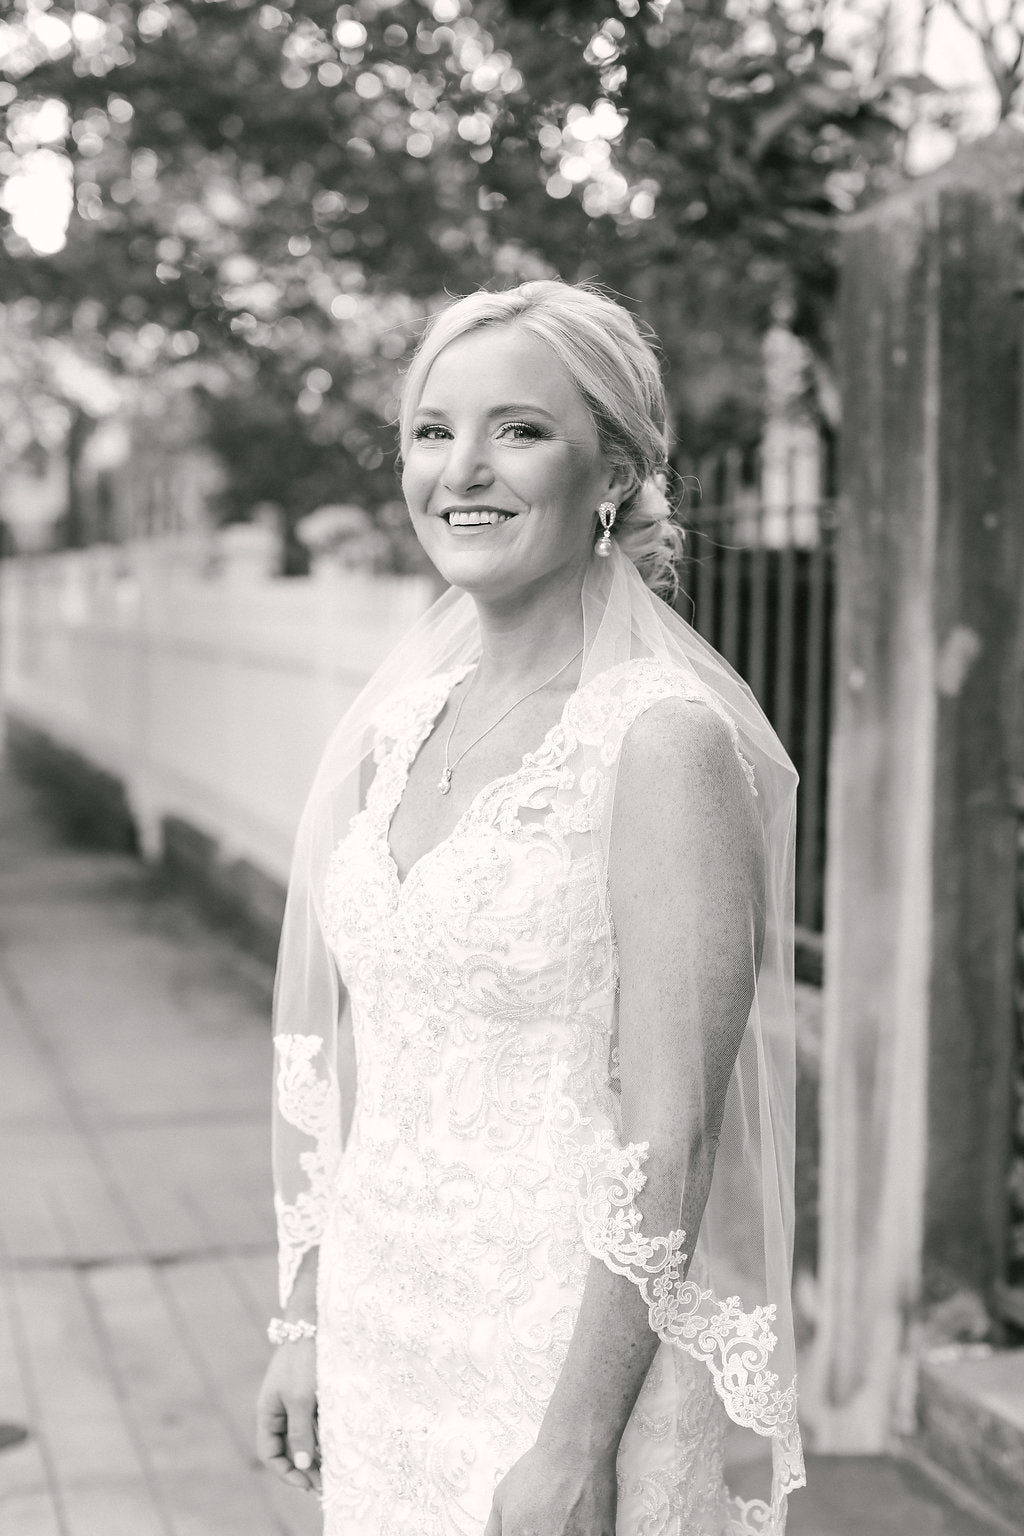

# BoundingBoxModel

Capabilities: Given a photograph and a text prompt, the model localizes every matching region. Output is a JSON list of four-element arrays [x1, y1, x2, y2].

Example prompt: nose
[[441, 432, 495, 496]]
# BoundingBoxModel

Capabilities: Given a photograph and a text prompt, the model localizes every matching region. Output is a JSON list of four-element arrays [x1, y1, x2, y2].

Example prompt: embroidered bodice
[[273, 658, 802, 1536]]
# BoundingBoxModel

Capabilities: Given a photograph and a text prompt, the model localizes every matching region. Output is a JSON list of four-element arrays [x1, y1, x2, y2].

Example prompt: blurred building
[[0, 326, 226, 556]]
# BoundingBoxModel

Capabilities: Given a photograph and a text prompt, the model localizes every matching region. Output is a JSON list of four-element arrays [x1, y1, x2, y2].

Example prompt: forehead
[[417, 323, 591, 418]]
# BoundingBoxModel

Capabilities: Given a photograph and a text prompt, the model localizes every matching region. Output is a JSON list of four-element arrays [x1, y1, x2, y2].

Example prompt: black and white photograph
[[0, 2, 1022, 1533]]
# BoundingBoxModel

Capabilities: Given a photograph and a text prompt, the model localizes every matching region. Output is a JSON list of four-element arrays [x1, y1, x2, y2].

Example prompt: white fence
[[0, 543, 436, 882]]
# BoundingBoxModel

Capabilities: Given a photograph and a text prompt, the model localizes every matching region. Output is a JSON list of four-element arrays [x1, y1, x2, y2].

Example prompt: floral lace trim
[[548, 1078, 805, 1523], [274, 1032, 341, 1306], [727, 1478, 796, 1536], [560, 659, 757, 798], [550, 1097, 690, 1286], [366, 659, 756, 852], [369, 666, 473, 760]]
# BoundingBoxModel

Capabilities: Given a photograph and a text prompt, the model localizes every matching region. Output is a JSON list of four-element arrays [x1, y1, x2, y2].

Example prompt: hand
[[256, 1339, 321, 1495], [483, 1442, 617, 1536]]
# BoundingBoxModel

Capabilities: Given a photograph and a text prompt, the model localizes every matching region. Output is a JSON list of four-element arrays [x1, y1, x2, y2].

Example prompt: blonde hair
[[399, 280, 684, 599]]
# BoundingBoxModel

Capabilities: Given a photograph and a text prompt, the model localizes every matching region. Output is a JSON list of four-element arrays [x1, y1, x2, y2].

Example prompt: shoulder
[[609, 666, 762, 877], [579, 658, 757, 798], [610, 684, 764, 921], [620, 690, 742, 786], [617, 698, 759, 855]]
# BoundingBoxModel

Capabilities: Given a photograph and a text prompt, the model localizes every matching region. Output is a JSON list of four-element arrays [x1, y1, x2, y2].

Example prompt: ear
[[603, 457, 634, 507]]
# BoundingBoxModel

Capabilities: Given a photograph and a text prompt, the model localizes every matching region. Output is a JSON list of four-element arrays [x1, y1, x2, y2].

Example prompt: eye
[[496, 420, 546, 442], [411, 423, 452, 442]]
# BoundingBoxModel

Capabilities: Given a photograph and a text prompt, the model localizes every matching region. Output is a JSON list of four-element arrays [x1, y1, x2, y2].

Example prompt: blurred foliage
[[942, 0, 1024, 121], [0, 0, 909, 540]]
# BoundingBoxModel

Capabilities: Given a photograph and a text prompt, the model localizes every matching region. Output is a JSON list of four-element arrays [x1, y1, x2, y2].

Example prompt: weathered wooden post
[[805, 127, 1024, 1450]]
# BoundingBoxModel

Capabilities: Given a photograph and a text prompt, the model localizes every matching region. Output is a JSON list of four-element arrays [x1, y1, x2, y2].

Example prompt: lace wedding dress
[[275, 657, 802, 1536]]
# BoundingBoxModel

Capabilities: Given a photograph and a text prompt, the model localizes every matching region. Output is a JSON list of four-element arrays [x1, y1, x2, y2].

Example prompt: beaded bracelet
[[267, 1317, 317, 1344]]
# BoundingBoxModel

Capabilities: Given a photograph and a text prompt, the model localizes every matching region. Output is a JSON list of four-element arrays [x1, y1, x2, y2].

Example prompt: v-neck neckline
[[379, 665, 580, 895]]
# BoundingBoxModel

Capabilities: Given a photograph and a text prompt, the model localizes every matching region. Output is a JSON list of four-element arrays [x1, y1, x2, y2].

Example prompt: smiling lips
[[442, 507, 517, 526]]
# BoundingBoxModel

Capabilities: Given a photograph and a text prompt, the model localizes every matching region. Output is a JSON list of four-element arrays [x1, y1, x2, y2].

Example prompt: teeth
[[447, 510, 513, 526]]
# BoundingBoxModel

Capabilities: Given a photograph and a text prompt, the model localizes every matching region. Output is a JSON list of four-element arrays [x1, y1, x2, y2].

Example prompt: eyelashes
[[410, 420, 549, 443], [500, 420, 547, 441]]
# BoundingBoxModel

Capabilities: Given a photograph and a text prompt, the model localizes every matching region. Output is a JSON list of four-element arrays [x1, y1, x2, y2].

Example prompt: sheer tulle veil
[[271, 529, 804, 1525]]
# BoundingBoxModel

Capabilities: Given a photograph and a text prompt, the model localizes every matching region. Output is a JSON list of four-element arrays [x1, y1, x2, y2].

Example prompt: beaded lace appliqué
[[548, 1068, 804, 1527], [273, 1032, 341, 1307]]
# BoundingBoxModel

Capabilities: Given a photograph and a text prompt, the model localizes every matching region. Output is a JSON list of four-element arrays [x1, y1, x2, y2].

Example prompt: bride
[[256, 280, 804, 1535]]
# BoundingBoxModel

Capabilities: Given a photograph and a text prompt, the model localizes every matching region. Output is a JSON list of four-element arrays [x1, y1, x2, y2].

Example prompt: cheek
[[401, 456, 430, 514], [539, 455, 602, 523], [521, 448, 591, 504]]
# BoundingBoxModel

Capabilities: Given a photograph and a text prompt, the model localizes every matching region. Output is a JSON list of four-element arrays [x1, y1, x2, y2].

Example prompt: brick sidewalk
[[0, 765, 317, 1536], [0, 760, 1013, 1536]]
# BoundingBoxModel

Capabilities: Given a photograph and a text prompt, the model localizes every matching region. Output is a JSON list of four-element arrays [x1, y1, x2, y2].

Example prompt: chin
[[431, 554, 521, 597], [416, 531, 516, 588]]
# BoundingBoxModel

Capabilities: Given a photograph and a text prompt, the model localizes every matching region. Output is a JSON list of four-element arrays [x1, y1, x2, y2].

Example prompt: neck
[[468, 561, 588, 694]]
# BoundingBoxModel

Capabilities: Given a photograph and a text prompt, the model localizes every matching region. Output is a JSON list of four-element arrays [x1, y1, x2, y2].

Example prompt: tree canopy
[[0, 0, 910, 541]]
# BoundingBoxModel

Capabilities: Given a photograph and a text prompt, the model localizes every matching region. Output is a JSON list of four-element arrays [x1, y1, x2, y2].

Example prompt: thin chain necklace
[[438, 646, 584, 795]]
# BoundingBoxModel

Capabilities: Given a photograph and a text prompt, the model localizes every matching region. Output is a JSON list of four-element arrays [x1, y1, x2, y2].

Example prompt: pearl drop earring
[[595, 502, 617, 557]]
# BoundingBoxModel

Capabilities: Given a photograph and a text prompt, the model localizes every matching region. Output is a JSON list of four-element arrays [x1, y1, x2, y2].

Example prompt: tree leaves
[[0, 0, 904, 533]]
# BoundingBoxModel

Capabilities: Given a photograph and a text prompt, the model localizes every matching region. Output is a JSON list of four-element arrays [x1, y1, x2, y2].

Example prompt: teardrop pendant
[[437, 767, 453, 795], [594, 501, 616, 557]]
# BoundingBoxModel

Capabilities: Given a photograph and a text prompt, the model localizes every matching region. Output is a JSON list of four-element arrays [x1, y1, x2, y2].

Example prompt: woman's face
[[402, 324, 627, 601]]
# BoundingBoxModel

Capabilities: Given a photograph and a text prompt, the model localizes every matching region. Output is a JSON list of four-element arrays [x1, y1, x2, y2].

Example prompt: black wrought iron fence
[[995, 804, 1024, 1333], [674, 491, 837, 940]]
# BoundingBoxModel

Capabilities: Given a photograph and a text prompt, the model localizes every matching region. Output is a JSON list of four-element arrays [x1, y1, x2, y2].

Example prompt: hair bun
[[630, 473, 672, 523], [615, 472, 684, 599]]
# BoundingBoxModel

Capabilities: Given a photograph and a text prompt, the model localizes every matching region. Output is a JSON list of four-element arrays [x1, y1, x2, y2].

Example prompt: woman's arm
[[258, 750, 370, 1493], [486, 698, 762, 1536], [258, 985, 355, 1496], [610, 697, 763, 1252], [256, 1245, 321, 1494]]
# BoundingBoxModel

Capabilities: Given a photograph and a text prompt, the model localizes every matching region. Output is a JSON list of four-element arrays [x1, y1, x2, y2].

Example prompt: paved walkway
[[0, 765, 317, 1536], [0, 760, 1013, 1535]]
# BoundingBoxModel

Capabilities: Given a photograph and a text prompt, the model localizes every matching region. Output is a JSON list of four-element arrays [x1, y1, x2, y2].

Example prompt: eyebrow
[[413, 401, 558, 420]]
